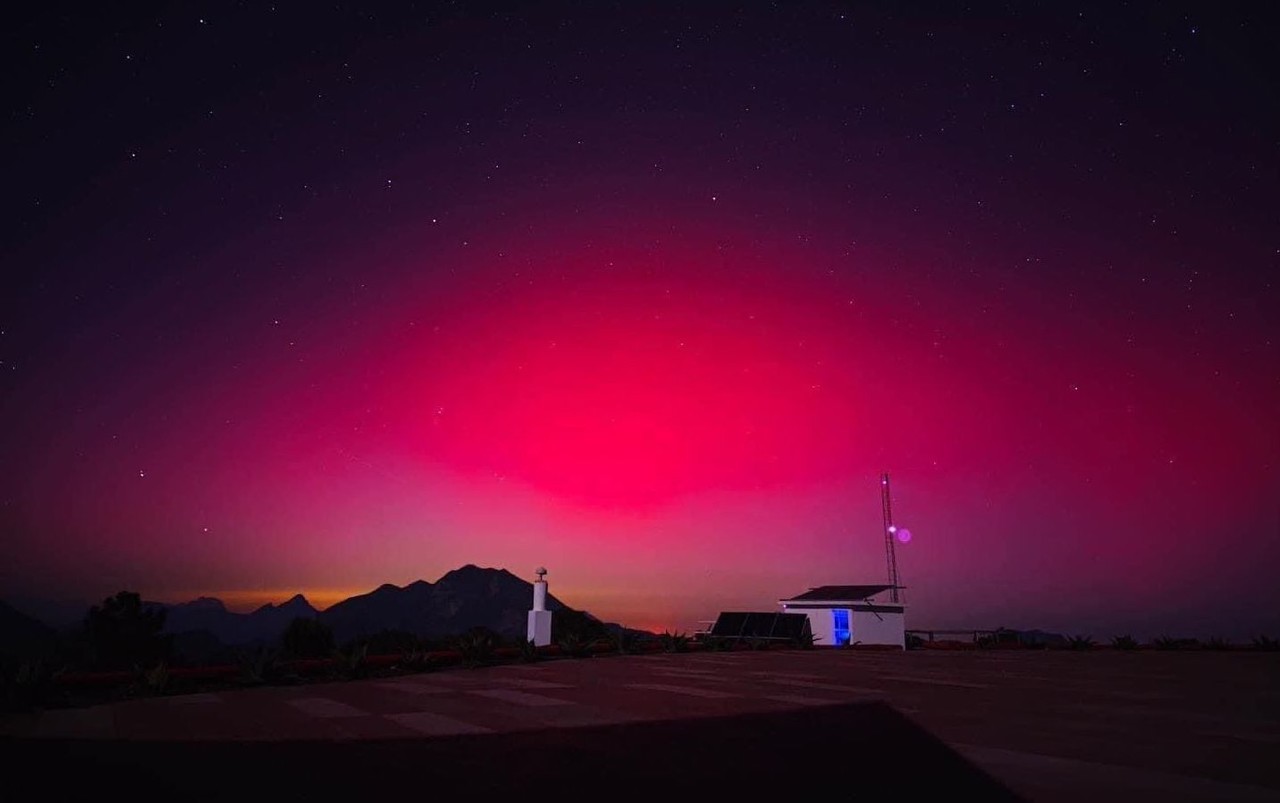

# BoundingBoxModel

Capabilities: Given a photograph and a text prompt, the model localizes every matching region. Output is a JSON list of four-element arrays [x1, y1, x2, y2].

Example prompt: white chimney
[[527, 566, 552, 646]]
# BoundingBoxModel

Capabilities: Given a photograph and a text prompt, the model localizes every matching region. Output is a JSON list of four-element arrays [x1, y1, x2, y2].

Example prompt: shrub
[[454, 628, 497, 668], [660, 631, 690, 653], [334, 644, 369, 680], [1111, 635, 1139, 650], [557, 632, 595, 658], [1205, 637, 1231, 651], [2, 659, 65, 712], [397, 646, 435, 673], [517, 639, 541, 663], [138, 662, 170, 696], [362, 629, 419, 656], [237, 645, 283, 686], [280, 617, 334, 659], [1068, 635, 1094, 651], [790, 632, 819, 650], [1153, 636, 1199, 650], [610, 629, 641, 655], [83, 591, 171, 671], [704, 636, 736, 652], [1252, 635, 1279, 652]]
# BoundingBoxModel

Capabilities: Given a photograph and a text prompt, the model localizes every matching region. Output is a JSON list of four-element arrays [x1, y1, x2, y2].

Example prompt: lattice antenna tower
[[880, 472, 902, 604]]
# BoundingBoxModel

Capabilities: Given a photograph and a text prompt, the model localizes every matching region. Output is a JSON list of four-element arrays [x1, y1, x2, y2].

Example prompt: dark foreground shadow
[[4, 701, 1022, 800]]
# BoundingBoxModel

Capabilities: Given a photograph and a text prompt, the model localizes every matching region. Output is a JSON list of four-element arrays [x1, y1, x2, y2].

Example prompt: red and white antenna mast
[[880, 472, 903, 603]]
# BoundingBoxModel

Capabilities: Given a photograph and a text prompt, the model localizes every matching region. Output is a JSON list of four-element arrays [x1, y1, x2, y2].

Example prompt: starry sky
[[3, 2, 1277, 639]]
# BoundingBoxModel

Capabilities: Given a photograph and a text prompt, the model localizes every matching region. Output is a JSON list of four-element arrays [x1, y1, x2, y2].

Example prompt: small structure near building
[[527, 567, 553, 646], [778, 584, 905, 649], [707, 611, 813, 645]]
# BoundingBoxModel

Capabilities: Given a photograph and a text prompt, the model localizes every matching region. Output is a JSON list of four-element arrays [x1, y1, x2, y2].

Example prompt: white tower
[[527, 566, 552, 646]]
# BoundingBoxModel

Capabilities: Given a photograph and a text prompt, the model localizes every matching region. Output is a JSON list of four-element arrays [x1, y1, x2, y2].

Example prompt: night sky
[[3, 2, 1277, 639]]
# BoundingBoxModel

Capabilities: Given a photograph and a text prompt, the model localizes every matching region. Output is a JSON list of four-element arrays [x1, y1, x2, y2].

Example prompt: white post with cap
[[527, 566, 553, 646]]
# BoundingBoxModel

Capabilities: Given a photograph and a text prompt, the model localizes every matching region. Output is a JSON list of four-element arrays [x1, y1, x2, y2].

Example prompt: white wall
[[801, 609, 839, 646], [786, 606, 905, 648], [851, 609, 904, 648]]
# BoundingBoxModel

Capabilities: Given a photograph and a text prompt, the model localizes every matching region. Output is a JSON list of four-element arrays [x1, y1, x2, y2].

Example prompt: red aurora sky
[[3, 3, 1277, 638]]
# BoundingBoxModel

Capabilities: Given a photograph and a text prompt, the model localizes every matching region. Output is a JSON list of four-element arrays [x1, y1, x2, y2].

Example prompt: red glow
[[405, 268, 861, 508]]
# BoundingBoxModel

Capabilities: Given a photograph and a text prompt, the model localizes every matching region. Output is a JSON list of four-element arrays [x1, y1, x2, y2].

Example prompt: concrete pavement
[[4, 648, 1279, 801]]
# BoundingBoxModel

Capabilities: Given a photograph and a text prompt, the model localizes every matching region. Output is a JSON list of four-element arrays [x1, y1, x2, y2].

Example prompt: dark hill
[[0, 600, 57, 657], [319, 565, 569, 643], [163, 594, 318, 645]]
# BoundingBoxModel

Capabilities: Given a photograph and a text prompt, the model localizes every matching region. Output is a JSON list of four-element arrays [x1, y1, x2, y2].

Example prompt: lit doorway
[[832, 609, 851, 646]]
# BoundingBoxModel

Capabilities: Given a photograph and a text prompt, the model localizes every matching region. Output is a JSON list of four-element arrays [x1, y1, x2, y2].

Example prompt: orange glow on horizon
[[159, 588, 365, 613]]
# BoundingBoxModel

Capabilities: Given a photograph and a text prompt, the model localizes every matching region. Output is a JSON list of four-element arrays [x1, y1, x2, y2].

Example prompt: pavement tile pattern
[[4, 649, 1279, 801]]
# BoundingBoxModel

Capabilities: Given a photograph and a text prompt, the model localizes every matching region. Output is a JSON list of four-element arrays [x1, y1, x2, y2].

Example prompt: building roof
[[780, 584, 896, 602]]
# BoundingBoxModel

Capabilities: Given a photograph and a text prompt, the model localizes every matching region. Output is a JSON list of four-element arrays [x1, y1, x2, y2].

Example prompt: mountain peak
[[179, 596, 227, 612], [251, 593, 312, 614], [438, 564, 512, 581]]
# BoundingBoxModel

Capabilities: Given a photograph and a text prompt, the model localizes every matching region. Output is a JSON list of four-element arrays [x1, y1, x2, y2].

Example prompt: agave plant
[[335, 643, 369, 680], [455, 629, 497, 668], [1111, 635, 1139, 650], [705, 636, 736, 652], [790, 632, 819, 650], [3, 659, 65, 712], [1067, 635, 1094, 651], [1252, 635, 1280, 652], [518, 639, 541, 663], [238, 645, 283, 686], [659, 631, 690, 653], [610, 630, 641, 655], [397, 646, 434, 673], [140, 661, 170, 695], [556, 632, 595, 658]]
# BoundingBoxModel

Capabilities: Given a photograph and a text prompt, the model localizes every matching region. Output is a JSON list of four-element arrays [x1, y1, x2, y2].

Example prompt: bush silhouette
[[359, 629, 420, 656], [280, 617, 334, 658], [556, 632, 595, 658], [83, 591, 171, 670], [1111, 635, 1139, 650], [454, 627, 498, 667]]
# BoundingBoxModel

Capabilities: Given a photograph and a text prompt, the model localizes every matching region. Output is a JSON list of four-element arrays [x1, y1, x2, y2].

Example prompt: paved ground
[[4, 649, 1279, 801]]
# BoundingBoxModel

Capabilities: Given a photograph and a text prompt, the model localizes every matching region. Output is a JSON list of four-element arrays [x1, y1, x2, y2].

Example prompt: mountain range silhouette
[[2, 565, 588, 654], [162, 565, 575, 645]]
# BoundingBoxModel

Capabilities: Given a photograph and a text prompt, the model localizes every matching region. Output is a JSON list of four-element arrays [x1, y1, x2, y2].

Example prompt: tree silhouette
[[83, 591, 171, 670], [280, 617, 334, 658]]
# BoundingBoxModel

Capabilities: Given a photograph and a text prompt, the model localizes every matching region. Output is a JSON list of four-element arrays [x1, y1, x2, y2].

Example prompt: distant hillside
[[10, 565, 609, 651], [162, 594, 318, 646], [1, 596, 92, 630], [0, 600, 57, 657]]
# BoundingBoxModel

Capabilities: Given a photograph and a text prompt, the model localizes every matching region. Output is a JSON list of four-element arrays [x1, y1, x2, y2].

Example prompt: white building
[[778, 584, 905, 649]]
